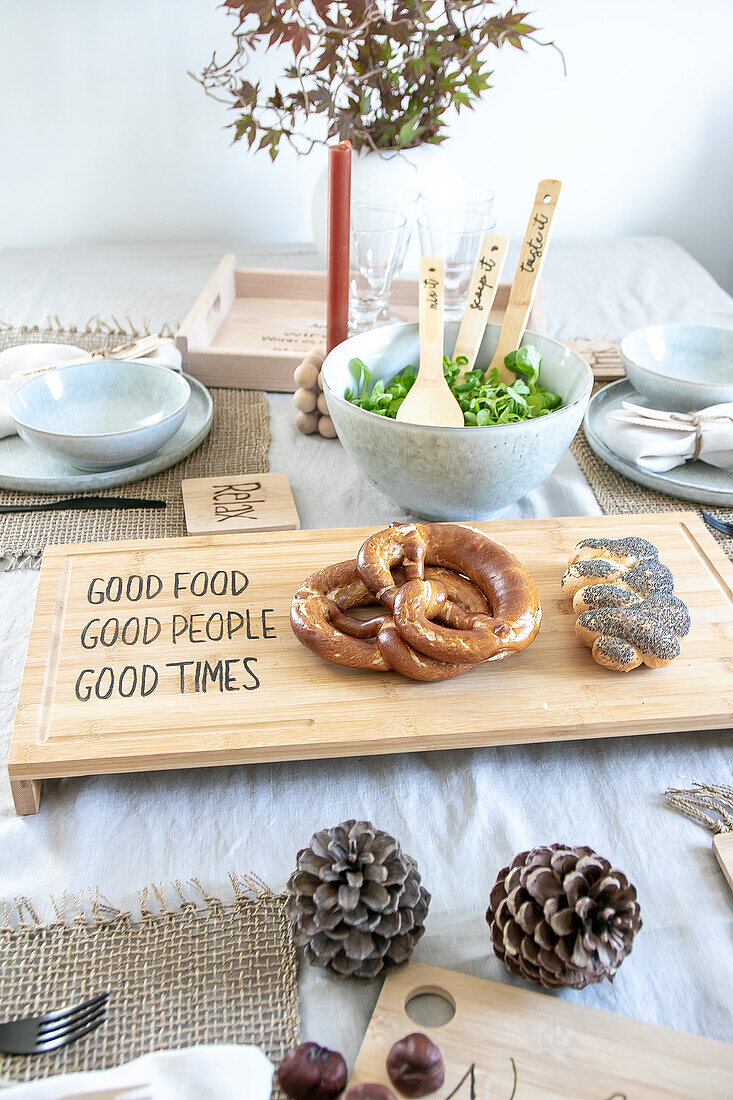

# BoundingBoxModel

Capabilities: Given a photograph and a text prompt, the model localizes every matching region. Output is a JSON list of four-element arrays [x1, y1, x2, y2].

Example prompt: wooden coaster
[[181, 472, 299, 535]]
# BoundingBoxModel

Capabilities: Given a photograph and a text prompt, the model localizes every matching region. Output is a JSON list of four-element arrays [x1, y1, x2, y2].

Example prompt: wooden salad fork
[[0, 991, 109, 1055], [488, 179, 562, 382], [452, 232, 509, 379], [396, 256, 464, 428]]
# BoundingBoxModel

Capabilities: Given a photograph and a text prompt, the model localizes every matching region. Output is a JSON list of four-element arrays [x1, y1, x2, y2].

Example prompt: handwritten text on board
[[73, 567, 274, 702]]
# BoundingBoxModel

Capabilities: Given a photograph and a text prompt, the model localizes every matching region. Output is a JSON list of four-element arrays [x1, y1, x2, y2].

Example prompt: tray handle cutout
[[404, 983, 457, 1028]]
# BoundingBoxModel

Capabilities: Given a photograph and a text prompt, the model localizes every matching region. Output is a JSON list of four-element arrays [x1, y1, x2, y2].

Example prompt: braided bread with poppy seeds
[[562, 535, 691, 671]]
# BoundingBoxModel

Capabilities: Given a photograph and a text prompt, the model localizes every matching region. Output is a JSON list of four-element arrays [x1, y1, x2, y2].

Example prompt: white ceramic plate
[[0, 375, 212, 492], [584, 378, 733, 506]]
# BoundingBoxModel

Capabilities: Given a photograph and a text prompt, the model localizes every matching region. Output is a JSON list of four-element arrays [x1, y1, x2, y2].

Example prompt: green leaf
[[397, 116, 421, 147]]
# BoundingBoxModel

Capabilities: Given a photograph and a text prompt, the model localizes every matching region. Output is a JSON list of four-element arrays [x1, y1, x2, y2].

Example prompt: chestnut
[[277, 1042, 348, 1100], [342, 1087, 397, 1100], [386, 1032, 444, 1097]]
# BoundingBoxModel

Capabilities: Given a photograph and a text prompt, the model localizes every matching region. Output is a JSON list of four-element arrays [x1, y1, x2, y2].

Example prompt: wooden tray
[[174, 254, 547, 392], [349, 960, 733, 1098], [8, 512, 733, 815]]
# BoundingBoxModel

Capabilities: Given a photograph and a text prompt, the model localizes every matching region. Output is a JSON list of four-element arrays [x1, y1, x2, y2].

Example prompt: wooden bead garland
[[292, 345, 336, 438]]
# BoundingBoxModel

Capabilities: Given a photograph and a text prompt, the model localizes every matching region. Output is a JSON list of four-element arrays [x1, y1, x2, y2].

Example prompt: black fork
[[0, 992, 109, 1055]]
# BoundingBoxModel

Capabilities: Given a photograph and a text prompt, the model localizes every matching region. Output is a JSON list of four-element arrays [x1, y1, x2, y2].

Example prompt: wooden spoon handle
[[490, 179, 562, 380], [418, 256, 445, 381], [453, 233, 509, 375]]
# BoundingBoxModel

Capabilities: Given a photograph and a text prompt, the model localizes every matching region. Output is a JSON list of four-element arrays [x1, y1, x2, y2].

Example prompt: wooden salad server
[[488, 178, 562, 382], [396, 256, 464, 428], [452, 232, 509, 378]]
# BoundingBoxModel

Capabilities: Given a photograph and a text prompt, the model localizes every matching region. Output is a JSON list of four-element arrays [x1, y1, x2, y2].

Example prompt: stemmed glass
[[352, 184, 419, 275], [349, 206, 408, 333]]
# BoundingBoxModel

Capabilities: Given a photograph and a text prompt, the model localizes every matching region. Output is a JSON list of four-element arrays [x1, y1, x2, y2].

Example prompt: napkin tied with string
[[603, 400, 733, 473]]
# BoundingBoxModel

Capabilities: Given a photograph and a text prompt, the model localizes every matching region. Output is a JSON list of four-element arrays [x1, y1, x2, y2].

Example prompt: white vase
[[310, 143, 463, 266]]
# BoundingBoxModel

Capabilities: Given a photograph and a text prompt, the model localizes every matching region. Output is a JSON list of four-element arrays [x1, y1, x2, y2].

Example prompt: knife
[[0, 496, 167, 515]]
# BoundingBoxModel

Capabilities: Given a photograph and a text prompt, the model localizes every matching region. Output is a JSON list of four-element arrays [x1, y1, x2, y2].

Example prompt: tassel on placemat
[[665, 779, 733, 894]]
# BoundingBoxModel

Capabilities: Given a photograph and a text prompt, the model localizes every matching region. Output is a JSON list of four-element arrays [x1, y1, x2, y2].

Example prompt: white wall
[[2, 0, 732, 291]]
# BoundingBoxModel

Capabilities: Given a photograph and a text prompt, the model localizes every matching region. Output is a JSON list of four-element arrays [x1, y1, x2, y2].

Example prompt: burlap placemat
[[0, 875, 299, 1091], [0, 327, 270, 569], [569, 341, 733, 561]]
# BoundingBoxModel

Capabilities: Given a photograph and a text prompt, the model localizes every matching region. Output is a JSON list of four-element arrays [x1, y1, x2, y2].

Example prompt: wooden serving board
[[349, 961, 733, 1098], [174, 255, 547, 392], [8, 513, 733, 815]]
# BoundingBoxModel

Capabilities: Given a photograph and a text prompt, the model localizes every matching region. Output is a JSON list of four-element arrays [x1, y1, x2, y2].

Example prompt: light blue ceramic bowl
[[620, 323, 733, 412], [321, 322, 593, 520], [9, 360, 191, 471]]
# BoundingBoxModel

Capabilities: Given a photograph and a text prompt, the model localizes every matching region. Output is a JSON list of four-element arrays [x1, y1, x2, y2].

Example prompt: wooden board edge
[[356, 960, 733, 1060], [32, 510, 708, 562], [185, 348, 303, 392], [678, 513, 733, 606], [9, 705, 733, 782], [175, 253, 236, 358], [712, 833, 733, 895]]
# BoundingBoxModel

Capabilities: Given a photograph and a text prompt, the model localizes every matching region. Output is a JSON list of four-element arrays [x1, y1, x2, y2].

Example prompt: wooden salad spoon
[[396, 256, 464, 428], [452, 232, 509, 379], [488, 178, 562, 382]]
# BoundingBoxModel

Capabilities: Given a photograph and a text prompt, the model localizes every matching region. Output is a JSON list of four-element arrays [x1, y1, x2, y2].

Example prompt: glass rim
[[351, 212, 408, 234], [416, 213, 496, 234], [419, 186, 496, 206], [351, 185, 421, 207]]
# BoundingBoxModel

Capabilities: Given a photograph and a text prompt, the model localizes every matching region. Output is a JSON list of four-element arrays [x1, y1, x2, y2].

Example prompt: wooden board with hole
[[349, 961, 733, 1098], [173, 255, 547, 391], [7, 512, 733, 814]]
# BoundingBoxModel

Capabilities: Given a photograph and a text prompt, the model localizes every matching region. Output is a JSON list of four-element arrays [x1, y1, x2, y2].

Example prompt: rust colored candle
[[326, 140, 352, 353]]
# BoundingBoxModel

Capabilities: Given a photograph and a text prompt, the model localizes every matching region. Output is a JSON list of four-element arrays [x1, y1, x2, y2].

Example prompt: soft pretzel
[[357, 523, 541, 663], [561, 536, 691, 671], [290, 559, 391, 672], [290, 559, 494, 681], [290, 523, 541, 681]]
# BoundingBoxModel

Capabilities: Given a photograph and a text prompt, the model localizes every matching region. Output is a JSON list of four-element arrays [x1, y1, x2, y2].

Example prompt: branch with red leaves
[[194, 1, 557, 159]]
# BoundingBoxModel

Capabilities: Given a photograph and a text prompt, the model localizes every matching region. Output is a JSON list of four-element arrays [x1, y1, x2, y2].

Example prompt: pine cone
[[285, 820, 430, 980], [486, 844, 641, 990]]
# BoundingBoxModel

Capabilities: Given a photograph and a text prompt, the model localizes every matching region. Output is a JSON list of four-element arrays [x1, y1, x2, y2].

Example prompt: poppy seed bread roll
[[562, 536, 691, 671]]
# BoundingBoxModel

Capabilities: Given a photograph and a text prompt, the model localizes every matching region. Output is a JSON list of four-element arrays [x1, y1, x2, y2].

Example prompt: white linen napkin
[[603, 400, 733, 472], [0, 1044, 273, 1098]]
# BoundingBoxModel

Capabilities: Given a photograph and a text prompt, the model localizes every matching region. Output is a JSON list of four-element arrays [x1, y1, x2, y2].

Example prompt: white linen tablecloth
[[0, 240, 731, 1074]]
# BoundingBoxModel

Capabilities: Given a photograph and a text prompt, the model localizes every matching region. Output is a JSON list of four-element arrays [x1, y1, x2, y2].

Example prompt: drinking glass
[[349, 207, 408, 333], [417, 211, 496, 319], [352, 185, 419, 322], [352, 184, 420, 274], [419, 184, 495, 223]]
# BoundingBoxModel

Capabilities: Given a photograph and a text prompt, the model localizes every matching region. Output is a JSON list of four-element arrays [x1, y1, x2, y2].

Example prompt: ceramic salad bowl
[[9, 360, 191, 471], [321, 322, 593, 520], [620, 324, 733, 412]]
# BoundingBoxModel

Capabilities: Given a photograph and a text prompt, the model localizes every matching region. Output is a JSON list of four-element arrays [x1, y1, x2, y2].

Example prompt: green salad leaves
[[344, 345, 562, 426]]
